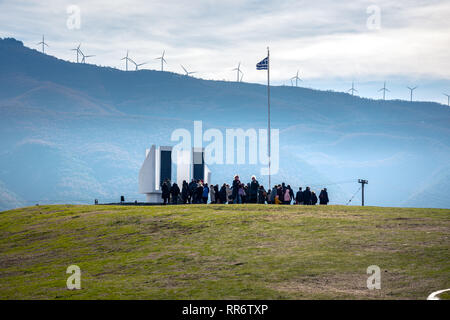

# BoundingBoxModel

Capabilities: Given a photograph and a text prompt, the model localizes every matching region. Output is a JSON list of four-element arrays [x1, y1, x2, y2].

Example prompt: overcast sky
[[1, 0, 449, 102]]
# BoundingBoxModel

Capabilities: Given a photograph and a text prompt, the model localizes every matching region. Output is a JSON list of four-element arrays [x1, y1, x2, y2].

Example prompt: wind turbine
[[180, 65, 196, 76], [348, 81, 358, 96], [444, 93, 450, 106], [232, 62, 243, 82], [71, 43, 82, 63], [378, 81, 390, 100], [81, 52, 95, 64], [155, 50, 167, 71], [407, 86, 418, 102], [129, 58, 147, 71], [37, 35, 48, 54], [121, 50, 133, 71], [290, 70, 302, 87]]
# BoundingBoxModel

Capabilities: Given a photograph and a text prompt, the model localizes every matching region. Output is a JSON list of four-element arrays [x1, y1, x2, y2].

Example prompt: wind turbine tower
[[81, 52, 95, 64], [181, 65, 196, 76], [37, 35, 48, 54], [121, 50, 133, 71], [407, 86, 418, 102], [155, 50, 167, 71], [444, 93, 450, 106], [232, 62, 243, 82], [291, 70, 302, 87], [378, 81, 390, 100], [348, 81, 358, 96], [130, 58, 147, 71], [71, 43, 82, 63]]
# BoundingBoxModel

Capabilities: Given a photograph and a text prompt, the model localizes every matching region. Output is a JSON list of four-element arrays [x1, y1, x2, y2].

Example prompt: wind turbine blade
[[181, 65, 187, 73]]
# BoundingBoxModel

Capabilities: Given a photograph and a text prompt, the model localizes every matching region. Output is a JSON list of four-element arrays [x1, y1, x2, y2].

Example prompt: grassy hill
[[0, 204, 449, 300]]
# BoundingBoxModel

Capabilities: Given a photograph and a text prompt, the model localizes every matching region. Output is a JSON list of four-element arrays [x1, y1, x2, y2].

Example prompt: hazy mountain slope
[[0, 37, 449, 210]]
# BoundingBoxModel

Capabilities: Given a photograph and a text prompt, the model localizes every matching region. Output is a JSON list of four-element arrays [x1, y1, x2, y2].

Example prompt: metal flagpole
[[267, 47, 271, 189]]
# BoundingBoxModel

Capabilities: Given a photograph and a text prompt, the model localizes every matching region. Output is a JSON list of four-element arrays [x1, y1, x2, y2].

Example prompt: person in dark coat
[[258, 185, 267, 204], [196, 181, 204, 204], [181, 180, 189, 204], [214, 185, 220, 204], [219, 183, 227, 204], [288, 185, 294, 204], [161, 180, 170, 205], [249, 176, 259, 203], [303, 186, 312, 205], [319, 188, 329, 205], [170, 183, 180, 204], [311, 191, 318, 205], [188, 179, 197, 204], [277, 185, 283, 203], [240, 184, 248, 203], [296, 187, 304, 204], [231, 175, 241, 204]]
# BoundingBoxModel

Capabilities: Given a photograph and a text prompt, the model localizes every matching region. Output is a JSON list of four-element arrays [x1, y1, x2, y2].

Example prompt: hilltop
[[0, 37, 450, 210], [0, 204, 448, 299]]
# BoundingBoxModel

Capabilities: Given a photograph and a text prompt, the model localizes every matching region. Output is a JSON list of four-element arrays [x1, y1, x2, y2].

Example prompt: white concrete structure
[[139, 145, 212, 203], [176, 149, 191, 186], [192, 147, 211, 185], [204, 164, 211, 186], [138, 145, 173, 203]]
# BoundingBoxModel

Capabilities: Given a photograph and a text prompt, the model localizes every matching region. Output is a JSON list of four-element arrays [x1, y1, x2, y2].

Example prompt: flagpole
[[267, 46, 271, 189]]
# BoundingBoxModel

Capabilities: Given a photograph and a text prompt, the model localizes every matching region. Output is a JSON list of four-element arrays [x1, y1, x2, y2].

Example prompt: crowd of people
[[160, 175, 329, 205]]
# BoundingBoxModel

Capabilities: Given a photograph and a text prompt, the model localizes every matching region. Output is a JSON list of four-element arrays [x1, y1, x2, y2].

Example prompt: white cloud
[[0, 0, 449, 87]]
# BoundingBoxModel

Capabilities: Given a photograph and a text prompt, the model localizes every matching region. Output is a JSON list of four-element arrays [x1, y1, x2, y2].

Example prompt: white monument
[[139, 145, 211, 203], [176, 149, 191, 186], [138, 145, 173, 203]]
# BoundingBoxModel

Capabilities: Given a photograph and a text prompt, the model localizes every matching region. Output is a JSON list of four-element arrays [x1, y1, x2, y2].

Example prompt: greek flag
[[256, 56, 268, 70]]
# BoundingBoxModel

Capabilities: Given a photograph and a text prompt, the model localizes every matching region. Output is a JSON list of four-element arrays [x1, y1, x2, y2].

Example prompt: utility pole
[[358, 179, 368, 206]]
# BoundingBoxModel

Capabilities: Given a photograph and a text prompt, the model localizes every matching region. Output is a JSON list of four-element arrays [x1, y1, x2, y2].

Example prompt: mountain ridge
[[0, 37, 449, 210]]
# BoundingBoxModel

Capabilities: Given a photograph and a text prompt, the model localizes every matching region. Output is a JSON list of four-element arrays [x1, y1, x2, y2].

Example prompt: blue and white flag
[[256, 56, 268, 70]]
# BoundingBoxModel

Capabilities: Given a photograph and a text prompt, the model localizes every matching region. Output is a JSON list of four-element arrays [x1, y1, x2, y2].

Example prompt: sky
[[1, 0, 449, 103]]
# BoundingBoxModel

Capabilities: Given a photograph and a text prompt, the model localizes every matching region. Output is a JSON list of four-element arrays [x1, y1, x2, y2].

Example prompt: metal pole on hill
[[358, 179, 368, 206], [267, 47, 271, 189]]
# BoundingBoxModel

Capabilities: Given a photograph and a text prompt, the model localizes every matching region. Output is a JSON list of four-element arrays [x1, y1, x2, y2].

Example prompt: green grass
[[0, 204, 449, 300]]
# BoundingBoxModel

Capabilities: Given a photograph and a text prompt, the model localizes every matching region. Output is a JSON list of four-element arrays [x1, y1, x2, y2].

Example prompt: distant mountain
[[1, 37, 449, 210]]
